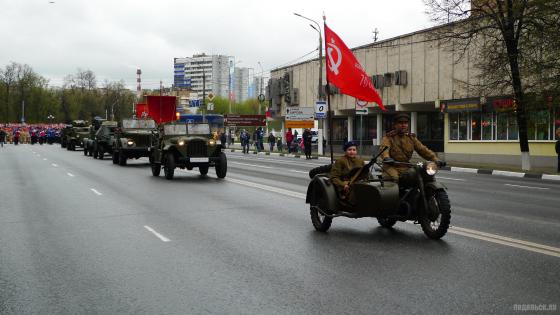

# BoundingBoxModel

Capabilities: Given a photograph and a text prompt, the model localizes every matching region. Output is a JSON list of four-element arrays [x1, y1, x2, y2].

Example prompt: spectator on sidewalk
[[220, 132, 227, 146], [285, 128, 293, 153], [0, 128, 6, 147], [268, 132, 275, 152], [303, 128, 312, 159], [240, 129, 250, 154]]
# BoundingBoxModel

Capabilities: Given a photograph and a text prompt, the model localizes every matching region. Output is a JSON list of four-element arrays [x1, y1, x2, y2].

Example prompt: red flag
[[324, 24, 385, 110]]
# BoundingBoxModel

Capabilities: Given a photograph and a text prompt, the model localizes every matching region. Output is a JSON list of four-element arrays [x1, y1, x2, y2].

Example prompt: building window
[[449, 113, 459, 140], [353, 116, 377, 141], [471, 112, 481, 140], [332, 118, 348, 141]]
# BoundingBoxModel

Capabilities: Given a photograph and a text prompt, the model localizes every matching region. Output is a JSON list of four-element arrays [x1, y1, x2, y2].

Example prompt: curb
[[445, 166, 560, 181], [227, 148, 560, 181]]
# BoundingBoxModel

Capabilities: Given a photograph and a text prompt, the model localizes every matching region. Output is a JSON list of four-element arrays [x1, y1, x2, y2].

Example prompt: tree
[[424, 0, 560, 170], [0, 62, 17, 122]]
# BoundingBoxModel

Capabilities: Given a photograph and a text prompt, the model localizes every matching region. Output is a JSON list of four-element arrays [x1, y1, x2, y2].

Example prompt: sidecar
[[306, 165, 399, 231]]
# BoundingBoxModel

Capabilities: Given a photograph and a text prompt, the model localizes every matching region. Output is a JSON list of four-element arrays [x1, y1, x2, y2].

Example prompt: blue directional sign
[[189, 99, 201, 107]]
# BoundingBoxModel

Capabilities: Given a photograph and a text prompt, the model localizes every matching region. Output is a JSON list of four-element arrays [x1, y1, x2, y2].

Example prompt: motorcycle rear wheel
[[310, 206, 332, 232], [420, 190, 451, 239]]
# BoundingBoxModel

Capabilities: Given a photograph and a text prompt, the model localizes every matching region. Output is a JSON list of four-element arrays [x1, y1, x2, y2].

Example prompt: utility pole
[[202, 68, 206, 122], [372, 28, 379, 42]]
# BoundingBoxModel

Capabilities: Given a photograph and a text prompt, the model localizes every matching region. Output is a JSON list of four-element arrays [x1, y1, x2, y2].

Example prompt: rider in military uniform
[[330, 141, 365, 199], [381, 113, 443, 182]]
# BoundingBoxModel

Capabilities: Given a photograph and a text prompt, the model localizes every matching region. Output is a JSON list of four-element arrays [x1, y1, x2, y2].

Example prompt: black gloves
[[436, 160, 447, 167]]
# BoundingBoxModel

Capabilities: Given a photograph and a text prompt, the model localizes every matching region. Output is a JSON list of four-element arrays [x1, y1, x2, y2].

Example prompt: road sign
[[207, 102, 214, 111], [285, 107, 314, 121], [258, 94, 265, 102], [356, 108, 368, 115], [224, 115, 266, 126], [356, 99, 368, 108], [315, 101, 327, 119], [189, 99, 201, 107], [285, 121, 314, 128], [207, 93, 214, 101]]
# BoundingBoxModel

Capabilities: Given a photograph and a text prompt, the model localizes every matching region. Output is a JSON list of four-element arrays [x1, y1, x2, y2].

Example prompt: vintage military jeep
[[92, 121, 118, 159], [83, 117, 106, 156], [112, 118, 156, 166], [66, 120, 90, 151], [60, 124, 72, 148], [150, 121, 227, 180]]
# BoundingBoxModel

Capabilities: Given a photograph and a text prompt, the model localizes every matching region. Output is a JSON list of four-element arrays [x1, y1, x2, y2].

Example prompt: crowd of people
[[0, 123, 65, 146]]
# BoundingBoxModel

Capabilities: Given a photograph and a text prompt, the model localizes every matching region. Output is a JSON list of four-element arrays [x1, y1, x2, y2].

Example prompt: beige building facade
[[268, 26, 559, 169]]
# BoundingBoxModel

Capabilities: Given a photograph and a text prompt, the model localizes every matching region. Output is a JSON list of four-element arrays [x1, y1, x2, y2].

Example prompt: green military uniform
[[330, 155, 366, 199], [381, 130, 439, 181]]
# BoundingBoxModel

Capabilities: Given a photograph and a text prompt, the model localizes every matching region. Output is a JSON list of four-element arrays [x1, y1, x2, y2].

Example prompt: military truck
[[65, 120, 89, 151], [83, 117, 106, 156], [92, 121, 118, 159], [150, 121, 227, 180], [60, 124, 72, 148], [112, 118, 156, 166]]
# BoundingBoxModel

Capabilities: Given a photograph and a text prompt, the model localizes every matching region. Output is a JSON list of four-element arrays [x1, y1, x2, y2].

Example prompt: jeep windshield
[[122, 119, 156, 129], [164, 124, 187, 135], [187, 123, 210, 135]]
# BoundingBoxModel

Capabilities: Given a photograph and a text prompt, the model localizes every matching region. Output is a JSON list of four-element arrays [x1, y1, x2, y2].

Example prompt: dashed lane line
[[230, 161, 273, 169], [144, 225, 171, 242], [90, 188, 102, 196], [67, 173, 75, 177], [504, 183, 549, 190], [51, 163, 58, 167]]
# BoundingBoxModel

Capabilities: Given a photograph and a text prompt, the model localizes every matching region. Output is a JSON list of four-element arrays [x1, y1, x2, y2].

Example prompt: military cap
[[343, 140, 359, 151], [393, 113, 410, 123]]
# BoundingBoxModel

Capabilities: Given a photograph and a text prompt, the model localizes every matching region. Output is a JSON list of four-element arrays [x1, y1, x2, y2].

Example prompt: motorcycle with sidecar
[[305, 147, 451, 239]]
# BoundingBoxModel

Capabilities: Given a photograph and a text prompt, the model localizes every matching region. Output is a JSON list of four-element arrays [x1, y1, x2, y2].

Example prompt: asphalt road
[[0, 144, 559, 314]]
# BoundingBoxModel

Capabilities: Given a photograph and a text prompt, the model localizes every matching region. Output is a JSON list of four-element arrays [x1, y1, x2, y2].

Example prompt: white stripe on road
[[225, 176, 559, 258], [231, 161, 273, 169], [51, 163, 58, 167], [504, 183, 549, 190], [43, 158, 47, 161], [67, 173, 75, 177], [290, 170, 309, 174], [226, 177, 306, 199], [437, 176, 466, 181], [144, 225, 171, 242], [90, 188, 102, 196], [449, 227, 560, 258]]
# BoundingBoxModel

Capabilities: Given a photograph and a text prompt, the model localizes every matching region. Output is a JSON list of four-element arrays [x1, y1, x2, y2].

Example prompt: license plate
[[190, 157, 209, 163]]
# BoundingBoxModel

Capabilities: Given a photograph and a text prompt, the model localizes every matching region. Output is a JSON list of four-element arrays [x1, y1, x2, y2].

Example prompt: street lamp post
[[294, 12, 324, 156]]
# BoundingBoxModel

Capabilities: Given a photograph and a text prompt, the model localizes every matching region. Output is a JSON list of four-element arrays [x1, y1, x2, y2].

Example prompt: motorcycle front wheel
[[420, 190, 451, 239], [310, 206, 332, 232]]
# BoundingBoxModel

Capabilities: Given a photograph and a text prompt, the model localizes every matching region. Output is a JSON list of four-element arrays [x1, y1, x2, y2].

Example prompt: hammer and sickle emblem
[[327, 39, 342, 75]]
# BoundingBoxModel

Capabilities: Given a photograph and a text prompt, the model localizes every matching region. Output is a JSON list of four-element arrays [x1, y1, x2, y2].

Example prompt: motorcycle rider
[[381, 113, 443, 182], [329, 140, 366, 199]]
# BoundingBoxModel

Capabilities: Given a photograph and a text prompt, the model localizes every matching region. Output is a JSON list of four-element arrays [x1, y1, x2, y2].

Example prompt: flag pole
[[324, 15, 334, 164]]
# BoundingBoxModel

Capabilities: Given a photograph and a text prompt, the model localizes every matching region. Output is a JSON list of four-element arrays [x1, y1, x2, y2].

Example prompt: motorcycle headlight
[[127, 140, 134, 146], [425, 162, 438, 176], [178, 140, 185, 146], [209, 139, 216, 145]]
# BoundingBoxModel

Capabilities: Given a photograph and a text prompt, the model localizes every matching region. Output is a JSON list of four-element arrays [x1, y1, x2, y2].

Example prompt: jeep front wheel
[[164, 153, 175, 180], [215, 152, 227, 178], [118, 151, 127, 166]]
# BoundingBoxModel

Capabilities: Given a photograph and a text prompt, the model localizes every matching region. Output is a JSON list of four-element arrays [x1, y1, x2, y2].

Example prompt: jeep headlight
[[425, 162, 438, 176], [127, 140, 134, 146], [178, 140, 185, 146], [209, 139, 216, 145]]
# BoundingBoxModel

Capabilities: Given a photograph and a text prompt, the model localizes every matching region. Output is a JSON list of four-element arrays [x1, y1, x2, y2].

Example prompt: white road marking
[[225, 176, 559, 258], [51, 163, 58, 167], [144, 225, 171, 242], [449, 227, 560, 258], [290, 170, 309, 174], [504, 184, 549, 190], [231, 161, 273, 169], [67, 173, 75, 177], [437, 176, 466, 181], [43, 158, 47, 161], [90, 188, 102, 195]]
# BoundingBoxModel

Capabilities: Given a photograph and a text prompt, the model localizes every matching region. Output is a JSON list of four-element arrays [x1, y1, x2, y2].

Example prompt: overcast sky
[[0, 0, 433, 90]]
